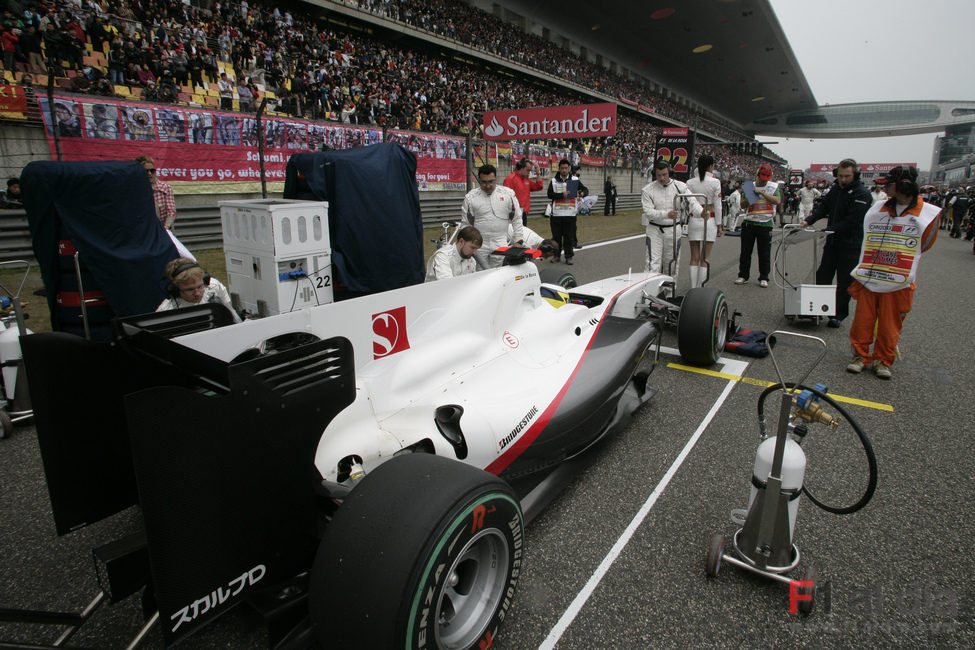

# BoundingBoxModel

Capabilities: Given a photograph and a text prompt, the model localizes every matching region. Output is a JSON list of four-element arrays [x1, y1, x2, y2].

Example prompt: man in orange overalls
[[846, 166, 939, 379]]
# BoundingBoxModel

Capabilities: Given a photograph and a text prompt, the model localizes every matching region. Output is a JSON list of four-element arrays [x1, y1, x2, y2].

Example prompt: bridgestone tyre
[[538, 268, 577, 289], [309, 453, 524, 650], [677, 287, 729, 365]]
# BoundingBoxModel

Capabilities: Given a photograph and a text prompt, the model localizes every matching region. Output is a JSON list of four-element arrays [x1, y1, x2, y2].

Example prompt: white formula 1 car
[[21, 251, 729, 649]]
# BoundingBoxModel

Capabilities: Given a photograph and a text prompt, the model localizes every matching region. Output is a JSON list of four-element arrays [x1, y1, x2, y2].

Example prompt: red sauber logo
[[372, 306, 411, 359]]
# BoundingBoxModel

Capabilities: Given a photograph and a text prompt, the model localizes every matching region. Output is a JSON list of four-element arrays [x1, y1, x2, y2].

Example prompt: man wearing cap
[[800, 158, 872, 327], [503, 158, 543, 227], [736, 163, 781, 287], [845, 166, 939, 380]]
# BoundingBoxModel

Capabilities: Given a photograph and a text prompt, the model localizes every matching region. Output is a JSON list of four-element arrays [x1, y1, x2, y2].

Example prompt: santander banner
[[482, 103, 617, 141]]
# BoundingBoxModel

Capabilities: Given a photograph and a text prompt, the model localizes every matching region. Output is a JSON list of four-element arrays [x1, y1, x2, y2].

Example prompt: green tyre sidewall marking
[[405, 491, 523, 650]]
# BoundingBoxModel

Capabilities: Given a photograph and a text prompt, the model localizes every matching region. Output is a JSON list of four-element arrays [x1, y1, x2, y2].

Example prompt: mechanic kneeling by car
[[426, 226, 483, 281], [157, 257, 242, 322]]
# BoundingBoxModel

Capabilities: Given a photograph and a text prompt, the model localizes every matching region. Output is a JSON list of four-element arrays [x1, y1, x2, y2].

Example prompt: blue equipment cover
[[21, 160, 177, 338], [283, 143, 424, 295]]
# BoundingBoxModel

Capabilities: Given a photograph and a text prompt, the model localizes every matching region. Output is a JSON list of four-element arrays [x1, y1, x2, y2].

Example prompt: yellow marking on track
[[666, 362, 894, 412]]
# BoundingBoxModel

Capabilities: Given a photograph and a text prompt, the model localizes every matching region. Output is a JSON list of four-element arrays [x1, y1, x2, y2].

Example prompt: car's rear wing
[[22, 304, 356, 645]]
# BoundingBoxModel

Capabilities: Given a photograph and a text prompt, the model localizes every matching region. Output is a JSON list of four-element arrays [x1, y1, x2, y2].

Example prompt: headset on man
[[165, 262, 211, 298]]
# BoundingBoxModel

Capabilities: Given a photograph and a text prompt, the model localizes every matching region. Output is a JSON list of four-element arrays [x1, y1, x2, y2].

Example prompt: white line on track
[[579, 233, 645, 249], [538, 352, 749, 650]]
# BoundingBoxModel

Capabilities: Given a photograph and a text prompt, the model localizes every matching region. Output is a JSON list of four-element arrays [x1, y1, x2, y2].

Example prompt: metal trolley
[[774, 224, 835, 324]]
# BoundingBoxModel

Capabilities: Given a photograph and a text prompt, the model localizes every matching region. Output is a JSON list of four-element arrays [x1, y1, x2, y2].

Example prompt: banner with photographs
[[387, 129, 466, 191], [36, 96, 468, 193]]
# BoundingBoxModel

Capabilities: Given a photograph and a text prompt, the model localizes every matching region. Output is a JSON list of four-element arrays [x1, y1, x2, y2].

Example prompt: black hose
[[757, 383, 878, 514]]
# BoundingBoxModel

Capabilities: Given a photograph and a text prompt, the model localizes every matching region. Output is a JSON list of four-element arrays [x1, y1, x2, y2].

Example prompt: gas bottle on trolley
[[704, 331, 878, 615]]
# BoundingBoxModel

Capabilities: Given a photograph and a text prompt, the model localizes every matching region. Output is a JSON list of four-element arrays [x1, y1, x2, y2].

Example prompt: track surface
[[2, 222, 973, 648]]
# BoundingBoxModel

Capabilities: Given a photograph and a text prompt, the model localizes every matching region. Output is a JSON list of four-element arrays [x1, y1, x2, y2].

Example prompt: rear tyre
[[677, 287, 729, 365], [0, 410, 11, 439], [309, 454, 523, 649], [539, 268, 577, 289]]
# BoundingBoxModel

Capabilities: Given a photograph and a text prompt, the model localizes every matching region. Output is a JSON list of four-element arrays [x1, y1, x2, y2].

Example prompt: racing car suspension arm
[[0, 591, 104, 647]]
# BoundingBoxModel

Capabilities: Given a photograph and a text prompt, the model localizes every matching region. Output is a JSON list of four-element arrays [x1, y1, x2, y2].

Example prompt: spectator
[[107, 41, 125, 86], [20, 24, 43, 74], [188, 51, 204, 89], [137, 64, 156, 88], [136, 155, 177, 230], [1, 25, 17, 73], [237, 77, 253, 111], [170, 45, 188, 86], [218, 72, 234, 110], [0, 177, 23, 209]]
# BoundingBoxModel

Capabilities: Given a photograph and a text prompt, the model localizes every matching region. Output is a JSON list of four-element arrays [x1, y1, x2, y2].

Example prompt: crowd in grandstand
[[0, 0, 773, 173]]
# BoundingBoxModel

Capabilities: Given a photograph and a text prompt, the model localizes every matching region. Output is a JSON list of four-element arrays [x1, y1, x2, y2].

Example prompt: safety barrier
[[0, 193, 642, 261]]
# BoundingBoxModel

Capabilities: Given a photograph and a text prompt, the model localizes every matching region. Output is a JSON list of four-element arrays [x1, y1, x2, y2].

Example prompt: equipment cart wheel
[[0, 410, 12, 439], [309, 453, 524, 649], [677, 287, 729, 365], [539, 268, 577, 289], [705, 534, 725, 577], [798, 566, 818, 614]]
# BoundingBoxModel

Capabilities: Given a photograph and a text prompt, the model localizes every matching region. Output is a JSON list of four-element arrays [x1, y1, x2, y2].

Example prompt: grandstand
[[0, 0, 799, 197]]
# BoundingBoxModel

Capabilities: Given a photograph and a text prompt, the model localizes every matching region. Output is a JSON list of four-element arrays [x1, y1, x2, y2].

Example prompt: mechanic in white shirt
[[641, 160, 703, 283], [870, 184, 887, 204], [461, 164, 523, 270], [157, 258, 242, 322], [797, 180, 821, 222], [726, 184, 741, 229], [685, 154, 723, 288], [426, 226, 482, 281], [507, 223, 560, 259]]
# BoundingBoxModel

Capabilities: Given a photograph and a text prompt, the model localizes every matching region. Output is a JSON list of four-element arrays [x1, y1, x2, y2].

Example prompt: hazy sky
[[762, 0, 974, 171]]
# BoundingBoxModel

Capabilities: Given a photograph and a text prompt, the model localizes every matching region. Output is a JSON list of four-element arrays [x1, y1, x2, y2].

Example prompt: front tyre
[[677, 287, 729, 365], [538, 268, 577, 289], [309, 454, 523, 650]]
